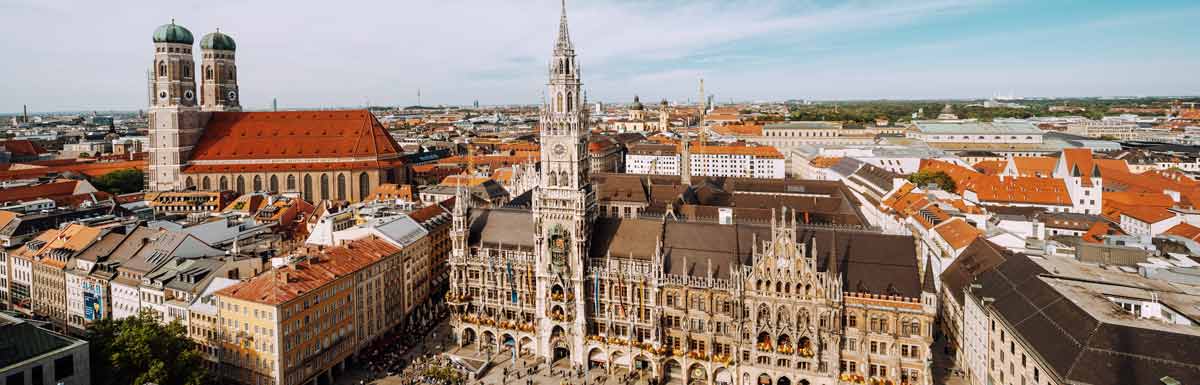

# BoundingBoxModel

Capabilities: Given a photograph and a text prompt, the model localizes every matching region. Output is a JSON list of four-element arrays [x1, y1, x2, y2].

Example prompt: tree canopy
[[907, 170, 957, 192], [91, 168, 144, 194], [87, 310, 212, 385]]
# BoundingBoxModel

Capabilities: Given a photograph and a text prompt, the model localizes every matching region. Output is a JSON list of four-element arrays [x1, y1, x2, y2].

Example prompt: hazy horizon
[[3, 0, 1199, 114]]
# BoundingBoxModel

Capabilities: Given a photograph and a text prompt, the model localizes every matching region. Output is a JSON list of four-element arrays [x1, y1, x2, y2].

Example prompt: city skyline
[[2, 0, 1200, 113]]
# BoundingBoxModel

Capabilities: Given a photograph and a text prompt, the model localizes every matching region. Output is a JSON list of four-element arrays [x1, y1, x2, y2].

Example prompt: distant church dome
[[153, 21, 194, 45], [200, 30, 237, 51], [631, 95, 644, 111]]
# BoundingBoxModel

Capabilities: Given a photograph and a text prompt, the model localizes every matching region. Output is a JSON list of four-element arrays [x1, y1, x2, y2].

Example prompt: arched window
[[185, 177, 194, 189], [359, 173, 370, 200], [158, 61, 166, 77], [201, 176, 211, 190], [219, 176, 228, 191], [235, 176, 245, 194], [205, 66, 213, 80], [320, 174, 330, 201], [253, 175, 263, 192], [566, 92, 573, 112], [556, 93, 564, 113], [287, 175, 296, 191], [336, 174, 346, 201], [303, 175, 313, 201], [183, 65, 191, 78], [269, 175, 279, 192], [548, 172, 557, 186]]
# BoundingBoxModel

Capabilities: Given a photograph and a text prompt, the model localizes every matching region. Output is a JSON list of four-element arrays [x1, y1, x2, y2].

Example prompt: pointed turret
[[555, 0, 573, 52], [921, 254, 937, 294]]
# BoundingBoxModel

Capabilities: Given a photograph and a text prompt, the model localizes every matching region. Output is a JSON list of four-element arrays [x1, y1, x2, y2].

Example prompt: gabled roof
[[0, 139, 46, 157], [1009, 156, 1056, 177], [934, 217, 982, 250], [217, 237, 399, 305], [189, 110, 402, 162], [1164, 223, 1200, 242]]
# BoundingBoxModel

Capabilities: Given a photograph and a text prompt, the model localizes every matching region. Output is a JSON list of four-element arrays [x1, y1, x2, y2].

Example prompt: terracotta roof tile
[[1011, 157, 1056, 177], [0, 140, 46, 157], [1164, 223, 1200, 242], [189, 110, 402, 162], [216, 237, 400, 305], [973, 160, 1007, 176], [935, 218, 982, 250]]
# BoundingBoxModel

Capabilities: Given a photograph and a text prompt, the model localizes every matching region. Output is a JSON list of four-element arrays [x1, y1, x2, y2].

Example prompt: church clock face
[[227, 91, 237, 101], [553, 144, 566, 156]]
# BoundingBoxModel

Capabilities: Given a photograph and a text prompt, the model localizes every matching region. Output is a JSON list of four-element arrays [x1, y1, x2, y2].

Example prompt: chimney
[[23, 105, 28, 124]]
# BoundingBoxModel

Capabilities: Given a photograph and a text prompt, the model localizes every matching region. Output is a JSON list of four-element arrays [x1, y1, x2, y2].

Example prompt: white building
[[625, 141, 785, 179]]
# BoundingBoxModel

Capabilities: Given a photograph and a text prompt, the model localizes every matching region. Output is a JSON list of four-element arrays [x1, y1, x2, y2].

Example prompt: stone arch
[[662, 359, 683, 385], [481, 330, 497, 351], [587, 347, 607, 370], [287, 174, 296, 191], [756, 373, 772, 385], [460, 327, 477, 347], [777, 334, 792, 350], [253, 175, 262, 191], [775, 281, 782, 293], [519, 336, 535, 356], [777, 376, 791, 385], [185, 176, 194, 189], [205, 65, 213, 80], [566, 92, 574, 112], [556, 92, 564, 113], [303, 174, 313, 201], [336, 173, 347, 201], [219, 176, 228, 191], [611, 350, 628, 370], [320, 174, 330, 201], [548, 171, 557, 187], [269, 175, 279, 193], [359, 172, 370, 200], [158, 61, 166, 77], [686, 363, 707, 385], [633, 354, 654, 376], [201, 176, 211, 190], [236, 175, 245, 194], [502, 333, 516, 350], [757, 303, 771, 323], [776, 305, 790, 326], [714, 368, 732, 385]]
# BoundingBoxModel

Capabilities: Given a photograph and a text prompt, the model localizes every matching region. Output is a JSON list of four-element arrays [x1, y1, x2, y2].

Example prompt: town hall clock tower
[[533, 0, 594, 367]]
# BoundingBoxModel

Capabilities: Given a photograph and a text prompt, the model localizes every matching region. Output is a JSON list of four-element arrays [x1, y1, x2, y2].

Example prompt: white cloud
[[0, 0, 1194, 112]]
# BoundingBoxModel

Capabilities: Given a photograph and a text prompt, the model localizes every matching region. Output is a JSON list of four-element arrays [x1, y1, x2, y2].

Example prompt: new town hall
[[447, 4, 936, 385]]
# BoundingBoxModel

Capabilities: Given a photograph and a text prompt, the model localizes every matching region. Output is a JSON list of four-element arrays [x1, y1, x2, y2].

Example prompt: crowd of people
[[357, 301, 451, 382]]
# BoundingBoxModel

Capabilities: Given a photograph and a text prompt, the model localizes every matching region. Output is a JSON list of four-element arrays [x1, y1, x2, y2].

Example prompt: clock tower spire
[[534, 0, 592, 367]]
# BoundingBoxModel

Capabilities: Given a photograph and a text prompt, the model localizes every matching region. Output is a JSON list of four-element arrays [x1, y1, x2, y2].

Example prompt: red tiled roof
[[1119, 205, 1175, 224], [1164, 223, 1200, 242], [189, 110, 403, 161], [0, 140, 46, 157], [935, 218, 982, 250], [1010, 157, 1056, 177], [922, 160, 1070, 206], [183, 159, 404, 174], [1082, 221, 1122, 243], [216, 237, 400, 305], [973, 160, 1007, 176]]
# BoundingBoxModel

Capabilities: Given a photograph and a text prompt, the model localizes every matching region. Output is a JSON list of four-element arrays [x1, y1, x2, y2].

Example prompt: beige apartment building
[[216, 237, 404, 385]]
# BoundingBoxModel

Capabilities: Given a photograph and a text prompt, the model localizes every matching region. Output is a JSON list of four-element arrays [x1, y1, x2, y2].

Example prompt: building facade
[[446, 5, 935, 385]]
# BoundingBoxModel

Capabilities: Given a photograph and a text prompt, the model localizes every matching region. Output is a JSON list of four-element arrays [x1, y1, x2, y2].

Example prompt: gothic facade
[[446, 4, 937, 385]]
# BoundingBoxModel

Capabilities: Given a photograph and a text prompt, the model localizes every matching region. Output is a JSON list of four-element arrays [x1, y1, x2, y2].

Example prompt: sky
[[1, 0, 1199, 113]]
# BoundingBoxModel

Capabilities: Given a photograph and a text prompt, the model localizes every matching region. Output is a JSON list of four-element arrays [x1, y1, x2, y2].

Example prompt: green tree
[[908, 170, 956, 191], [91, 168, 145, 194], [88, 310, 212, 385]]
